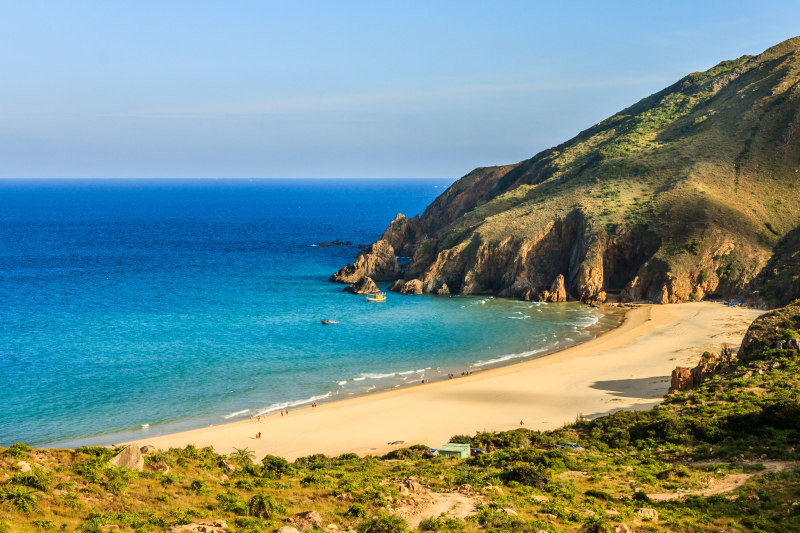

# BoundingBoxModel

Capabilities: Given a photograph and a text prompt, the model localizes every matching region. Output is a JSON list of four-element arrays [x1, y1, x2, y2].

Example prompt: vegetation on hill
[[4, 302, 800, 533], [355, 36, 800, 306]]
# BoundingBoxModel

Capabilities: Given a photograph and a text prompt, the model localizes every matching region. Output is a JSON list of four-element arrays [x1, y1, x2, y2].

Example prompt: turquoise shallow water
[[0, 179, 620, 448]]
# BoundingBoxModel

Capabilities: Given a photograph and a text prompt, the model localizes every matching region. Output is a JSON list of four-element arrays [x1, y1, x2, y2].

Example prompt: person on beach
[[520, 420, 524, 426], [281, 410, 284, 416]]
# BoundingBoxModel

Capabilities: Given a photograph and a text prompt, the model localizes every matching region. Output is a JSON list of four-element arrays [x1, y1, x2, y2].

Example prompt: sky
[[1, 1, 799, 178]]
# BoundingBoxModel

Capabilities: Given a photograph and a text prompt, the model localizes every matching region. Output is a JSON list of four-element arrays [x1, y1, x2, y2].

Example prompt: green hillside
[[376, 36, 800, 306]]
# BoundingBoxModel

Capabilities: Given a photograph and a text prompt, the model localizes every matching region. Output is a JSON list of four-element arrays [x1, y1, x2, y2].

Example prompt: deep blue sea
[[0, 179, 620, 448]]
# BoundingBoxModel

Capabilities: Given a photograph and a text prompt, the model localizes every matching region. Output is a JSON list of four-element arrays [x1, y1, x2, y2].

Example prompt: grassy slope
[[5, 304, 800, 533], [401, 36, 800, 302]]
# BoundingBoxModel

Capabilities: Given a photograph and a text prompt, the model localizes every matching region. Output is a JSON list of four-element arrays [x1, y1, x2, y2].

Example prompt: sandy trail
[[648, 461, 797, 501], [132, 303, 761, 460]]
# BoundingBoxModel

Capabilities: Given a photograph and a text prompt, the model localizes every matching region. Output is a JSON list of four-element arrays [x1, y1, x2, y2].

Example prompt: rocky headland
[[332, 37, 800, 307]]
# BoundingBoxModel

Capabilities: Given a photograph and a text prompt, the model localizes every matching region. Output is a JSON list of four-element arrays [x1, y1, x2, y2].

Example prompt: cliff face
[[335, 37, 800, 304], [329, 240, 401, 283]]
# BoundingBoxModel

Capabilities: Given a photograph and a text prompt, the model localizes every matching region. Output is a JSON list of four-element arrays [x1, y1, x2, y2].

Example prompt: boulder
[[400, 279, 424, 295], [329, 240, 401, 283], [168, 521, 228, 533], [326, 525, 338, 531], [635, 508, 658, 521], [220, 460, 236, 473], [433, 283, 450, 295], [500, 509, 518, 516], [109, 444, 144, 471], [530, 495, 548, 502], [335, 493, 353, 501], [343, 277, 380, 295], [289, 511, 324, 531], [656, 284, 670, 304], [140, 445, 157, 453], [144, 462, 170, 474], [278, 528, 300, 533], [17, 461, 32, 473], [668, 367, 693, 393], [547, 275, 568, 302], [615, 525, 631, 533]]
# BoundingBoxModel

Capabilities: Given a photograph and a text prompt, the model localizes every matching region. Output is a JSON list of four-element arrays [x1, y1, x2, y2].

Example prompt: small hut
[[437, 443, 471, 459]]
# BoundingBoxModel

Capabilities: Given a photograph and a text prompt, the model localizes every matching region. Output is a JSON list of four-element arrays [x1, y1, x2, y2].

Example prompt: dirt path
[[648, 461, 796, 501]]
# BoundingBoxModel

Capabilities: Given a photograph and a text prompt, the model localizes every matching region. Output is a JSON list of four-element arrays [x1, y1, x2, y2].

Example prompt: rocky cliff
[[334, 37, 800, 304], [329, 240, 401, 283]]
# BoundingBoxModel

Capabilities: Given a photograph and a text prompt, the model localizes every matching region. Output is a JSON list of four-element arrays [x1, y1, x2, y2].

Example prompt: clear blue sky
[[1, 1, 799, 178]]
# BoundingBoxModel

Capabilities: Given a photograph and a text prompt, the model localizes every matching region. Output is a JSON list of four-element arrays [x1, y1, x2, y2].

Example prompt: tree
[[248, 493, 278, 518]]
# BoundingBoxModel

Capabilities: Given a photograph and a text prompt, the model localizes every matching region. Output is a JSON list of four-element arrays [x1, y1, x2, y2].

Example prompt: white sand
[[135, 302, 762, 460]]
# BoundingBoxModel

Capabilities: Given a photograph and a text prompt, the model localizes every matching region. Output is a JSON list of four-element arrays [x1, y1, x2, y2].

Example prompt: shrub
[[504, 463, 550, 488], [10, 471, 51, 492], [0, 521, 10, 533], [217, 490, 249, 516], [584, 489, 613, 501], [248, 493, 281, 519], [581, 514, 613, 533], [189, 478, 210, 495], [345, 504, 368, 519], [5, 443, 30, 459], [0, 486, 39, 513], [261, 455, 295, 478], [31, 520, 56, 532], [357, 512, 408, 533]]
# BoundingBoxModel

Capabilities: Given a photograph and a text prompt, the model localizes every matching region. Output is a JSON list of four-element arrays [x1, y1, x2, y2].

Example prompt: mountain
[[338, 36, 800, 306]]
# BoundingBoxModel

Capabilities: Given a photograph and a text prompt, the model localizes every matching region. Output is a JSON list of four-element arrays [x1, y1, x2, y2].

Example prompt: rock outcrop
[[145, 462, 170, 474], [668, 350, 736, 394], [400, 279, 424, 295], [109, 444, 144, 471], [329, 240, 401, 283], [433, 283, 450, 295], [548, 275, 567, 302], [140, 445, 156, 453], [343, 277, 380, 294], [381, 214, 420, 257], [289, 511, 323, 531]]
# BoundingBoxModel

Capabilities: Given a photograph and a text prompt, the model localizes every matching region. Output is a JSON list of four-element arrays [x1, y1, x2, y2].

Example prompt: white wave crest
[[222, 409, 251, 419]]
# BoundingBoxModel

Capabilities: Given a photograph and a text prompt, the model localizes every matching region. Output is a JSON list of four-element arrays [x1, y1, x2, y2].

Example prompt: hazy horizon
[[2, 1, 800, 179]]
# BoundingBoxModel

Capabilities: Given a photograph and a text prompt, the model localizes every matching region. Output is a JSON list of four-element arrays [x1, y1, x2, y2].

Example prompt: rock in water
[[329, 240, 401, 283], [388, 279, 407, 292], [109, 444, 144, 471], [400, 279, 424, 295], [547, 275, 567, 302], [343, 277, 380, 294], [289, 511, 324, 531], [433, 283, 450, 295]]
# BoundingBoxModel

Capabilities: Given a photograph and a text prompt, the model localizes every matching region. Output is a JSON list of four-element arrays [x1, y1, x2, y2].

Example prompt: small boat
[[365, 292, 387, 302], [321, 320, 340, 325]]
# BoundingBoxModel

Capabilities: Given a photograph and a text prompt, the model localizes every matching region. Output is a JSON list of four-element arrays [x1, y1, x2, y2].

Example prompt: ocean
[[0, 178, 620, 448]]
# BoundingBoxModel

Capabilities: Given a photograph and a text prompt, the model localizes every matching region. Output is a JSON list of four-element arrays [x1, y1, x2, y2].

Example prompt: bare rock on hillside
[[669, 367, 693, 393], [289, 511, 324, 531], [220, 460, 237, 473], [109, 444, 144, 471], [344, 277, 380, 294], [615, 525, 632, 533], [381, 214, 420, 257], [277, 528, 300, 533], [547, 275, 567, 302], [145, 462, 170, 474], [388, 279, 406, 292], [140, 445, 157, 453], [635, 508, 658, 521], [17, 461, 32, 473], [169, 522, 228, 533], [330, 240, 401, 283], [400, 279, 424, 295]]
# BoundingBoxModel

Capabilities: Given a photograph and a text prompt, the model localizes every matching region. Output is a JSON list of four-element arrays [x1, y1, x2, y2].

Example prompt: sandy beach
[[135, 302, 762, 460]]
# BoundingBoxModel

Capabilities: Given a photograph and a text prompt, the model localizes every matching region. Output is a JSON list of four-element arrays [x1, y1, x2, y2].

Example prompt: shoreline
[[50, 299, 621, 449], [124, 302, 762, 460]]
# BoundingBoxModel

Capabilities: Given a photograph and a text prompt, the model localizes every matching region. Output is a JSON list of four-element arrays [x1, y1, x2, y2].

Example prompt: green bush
[[10, 471, 50, 492], [418, 515, 465, 532], [345, 504, 368, 519], [5, 443, 30, 459], [261, 455, 295, 478], [248, 493, 281, 519], [217, 490, 249, 516], [0, 486, 39, 513]]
